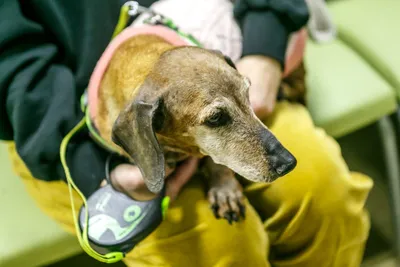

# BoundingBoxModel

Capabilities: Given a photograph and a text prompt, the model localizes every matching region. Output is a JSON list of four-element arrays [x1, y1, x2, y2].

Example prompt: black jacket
[[0, 0, 309, 197]]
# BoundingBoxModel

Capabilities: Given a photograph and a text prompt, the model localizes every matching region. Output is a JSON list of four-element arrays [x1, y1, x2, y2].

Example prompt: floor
[[46, 116, 400, 267], [362, 253, 397, 267]]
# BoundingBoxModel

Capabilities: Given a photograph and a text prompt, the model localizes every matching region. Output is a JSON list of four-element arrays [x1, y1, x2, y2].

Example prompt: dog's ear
[[112, 91, 166, 194], [208, 49, 237, 70]]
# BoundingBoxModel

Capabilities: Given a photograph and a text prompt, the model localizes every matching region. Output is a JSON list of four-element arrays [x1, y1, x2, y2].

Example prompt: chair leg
[[378, 116, 400, 263], [397, 108, 400, 134]]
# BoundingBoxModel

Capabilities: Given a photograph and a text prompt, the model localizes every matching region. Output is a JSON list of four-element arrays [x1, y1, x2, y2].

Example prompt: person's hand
[[235, 55, 282, 120], [102, 158, 199, 202]]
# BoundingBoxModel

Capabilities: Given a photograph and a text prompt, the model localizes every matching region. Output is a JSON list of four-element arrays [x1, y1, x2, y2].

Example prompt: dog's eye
[[204, 111, 230, 127]]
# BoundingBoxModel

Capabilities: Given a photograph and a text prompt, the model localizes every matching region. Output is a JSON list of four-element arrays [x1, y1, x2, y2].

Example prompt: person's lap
[[7, 101, 373, 267], [246, 101, 373, 266]]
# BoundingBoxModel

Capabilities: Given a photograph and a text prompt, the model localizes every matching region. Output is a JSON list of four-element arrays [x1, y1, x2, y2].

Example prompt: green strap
[[85, 109, 121, 154], [112, 4, 131, 39], [80, 92, 121, 154], [159, 18, 202, 47], [60, 118, 125, 263]]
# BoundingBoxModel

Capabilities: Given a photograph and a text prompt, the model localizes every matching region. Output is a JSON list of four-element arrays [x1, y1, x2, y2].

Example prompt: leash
[[60, 118, 124, 263], [60, 1, 200, 263]]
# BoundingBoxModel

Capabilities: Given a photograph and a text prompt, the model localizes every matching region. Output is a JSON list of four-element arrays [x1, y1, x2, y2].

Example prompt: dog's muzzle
[[260, 129, 297, 179]]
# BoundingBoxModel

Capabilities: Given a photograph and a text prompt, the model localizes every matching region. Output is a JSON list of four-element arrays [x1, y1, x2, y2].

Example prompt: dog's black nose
[[269, 149, 297, 176], [260, 128, 297, 177]]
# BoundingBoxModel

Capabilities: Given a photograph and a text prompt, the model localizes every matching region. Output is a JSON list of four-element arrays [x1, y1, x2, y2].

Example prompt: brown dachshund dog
[[95, 34, 300, 223]]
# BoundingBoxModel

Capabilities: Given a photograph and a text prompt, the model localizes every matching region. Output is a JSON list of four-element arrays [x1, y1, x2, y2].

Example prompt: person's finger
[[110, 163, 174, 184], [165, 157, 199, 201], [251, 99, 270, 119], [165, 166, 175, 176], [109, 159, 195, 202], [110, 164, 158, 201]]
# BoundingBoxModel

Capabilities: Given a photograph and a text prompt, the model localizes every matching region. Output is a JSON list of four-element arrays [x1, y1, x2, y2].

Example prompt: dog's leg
[[201, 157, 246, 224]]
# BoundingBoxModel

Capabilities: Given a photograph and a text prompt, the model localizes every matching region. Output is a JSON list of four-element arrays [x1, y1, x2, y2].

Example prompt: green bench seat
[[305, 39, 397, 138], [328, 0, 400, 99], [0, 144, 82, 267]]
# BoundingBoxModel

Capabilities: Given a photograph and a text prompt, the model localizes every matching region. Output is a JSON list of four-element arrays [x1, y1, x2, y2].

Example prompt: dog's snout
[[269, 149, 297, 176], [260, 129, 297, 177]]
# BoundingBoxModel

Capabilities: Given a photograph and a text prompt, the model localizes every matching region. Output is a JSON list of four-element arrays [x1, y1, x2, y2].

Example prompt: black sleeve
[[0, 1, 108, 197], [139, 0, 160, 8], [233, 0, 309, 68]]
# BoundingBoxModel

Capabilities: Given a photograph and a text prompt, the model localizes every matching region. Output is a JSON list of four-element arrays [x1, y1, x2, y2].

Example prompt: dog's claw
[[232, 212, 238, 222], [208, 183, 245, 224], [211, 203, 220, 219], [224, 213, 233, 225], [239, 204, 246, 219]]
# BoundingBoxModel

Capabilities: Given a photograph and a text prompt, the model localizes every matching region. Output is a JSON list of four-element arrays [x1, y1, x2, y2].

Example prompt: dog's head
[[112, 46, 297, 193]]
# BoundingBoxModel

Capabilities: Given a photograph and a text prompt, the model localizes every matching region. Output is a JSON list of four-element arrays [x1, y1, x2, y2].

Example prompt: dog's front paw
[[208, 178, 246, 224]]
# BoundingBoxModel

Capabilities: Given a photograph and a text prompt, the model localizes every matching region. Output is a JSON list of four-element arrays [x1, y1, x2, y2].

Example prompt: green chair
[[306, 0, 400, 261], [0, 143, 82, 267], [305, 39, 397, 138], [329, 0, 400, 99], [330, 0, 400, 260]]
